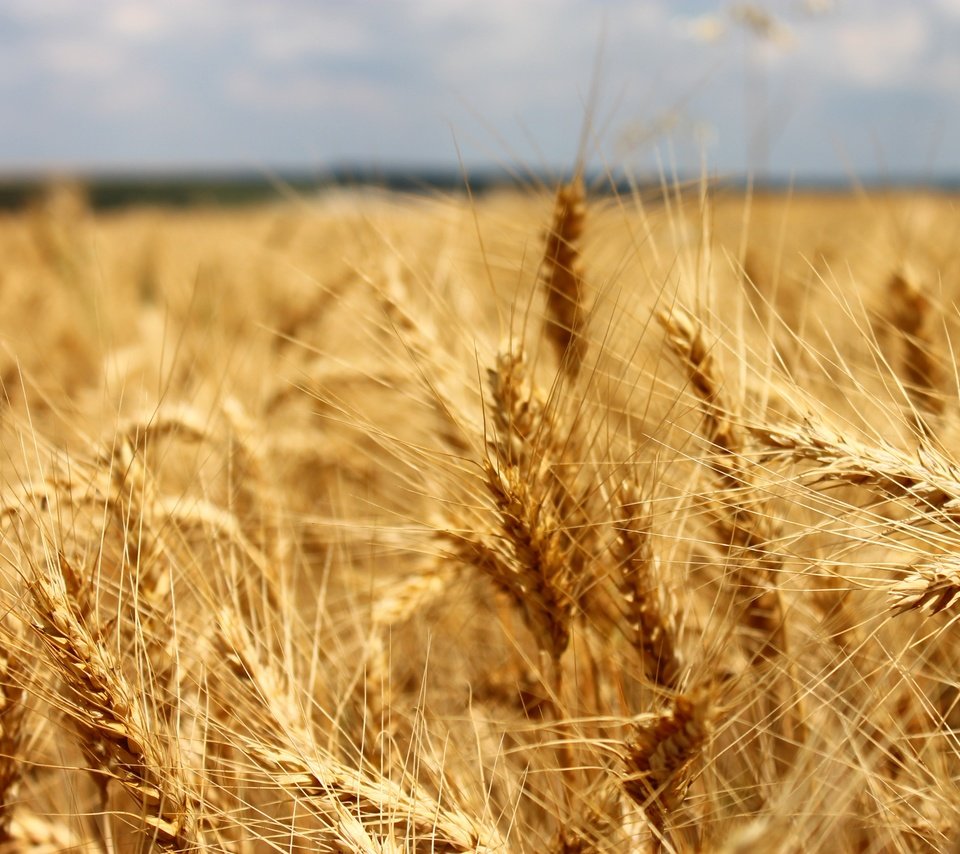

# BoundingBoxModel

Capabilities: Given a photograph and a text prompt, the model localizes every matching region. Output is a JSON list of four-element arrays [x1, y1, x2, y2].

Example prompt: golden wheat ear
[[613, 478, 683, 691], [214, 606, 505, 853], [28, 564, 209, 850], [889, 555, 960, 615], [622, 688, 715, 852], [541, 177, 588, 377], [656, 305, 785, 654]]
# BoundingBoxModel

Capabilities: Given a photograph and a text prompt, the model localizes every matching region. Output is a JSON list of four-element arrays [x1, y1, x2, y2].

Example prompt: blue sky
[[3, 1, 960, 179]]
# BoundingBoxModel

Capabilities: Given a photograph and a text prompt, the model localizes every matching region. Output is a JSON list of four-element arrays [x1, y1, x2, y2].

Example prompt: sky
[[2, 0, 960, 180]]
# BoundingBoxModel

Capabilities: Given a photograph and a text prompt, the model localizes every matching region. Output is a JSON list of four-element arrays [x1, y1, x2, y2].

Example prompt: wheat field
[[1, 177, 959, 852]]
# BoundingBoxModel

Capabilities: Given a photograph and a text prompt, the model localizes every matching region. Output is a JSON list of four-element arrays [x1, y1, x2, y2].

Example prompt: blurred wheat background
[[0, 175, 958, 852]]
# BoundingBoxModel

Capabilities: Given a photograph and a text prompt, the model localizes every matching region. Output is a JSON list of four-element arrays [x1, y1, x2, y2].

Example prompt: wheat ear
[[215, 607, 504, 853], [658, 306, 741, 489], [614, 479, 682, 690], [453, 349, 583, 664], [623, 689, 714, 851], [542, 178, 588, 376], [28, 567, 209, 851], [889, 554, 960, 615], [658, 306, 803, 773], [486, 458, 576, 660], [657, 306, 786, 661], [755, 419, 960, 510]]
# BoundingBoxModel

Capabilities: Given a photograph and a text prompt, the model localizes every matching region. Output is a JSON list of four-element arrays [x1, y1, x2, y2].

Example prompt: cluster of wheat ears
[[0, 176, 959, 852]]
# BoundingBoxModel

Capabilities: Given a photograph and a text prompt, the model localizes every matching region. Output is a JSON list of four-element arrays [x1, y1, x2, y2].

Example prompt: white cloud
[[252, 18, 370, 63], [37, 39, 124, 78], [105, 4, 167, 39], [3, 0, 83, 23], [828, 10, 929, 86], [933, 0, 960, 19]]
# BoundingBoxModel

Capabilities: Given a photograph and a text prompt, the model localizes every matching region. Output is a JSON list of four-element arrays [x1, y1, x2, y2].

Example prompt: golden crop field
[[2, 179, 960, 852]]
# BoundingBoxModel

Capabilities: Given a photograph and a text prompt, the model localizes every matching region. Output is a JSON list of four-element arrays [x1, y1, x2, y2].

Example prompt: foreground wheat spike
[[474, 457, 575, 662], [486, 349, 551, 466], [216, 608, 505, 853], [890, 555, 960, 614], [658, 306, 741, 488], [454, 348, 584, 663], [485, 349, 592, 556], [614, 479, 682, 690], [28, 567, 208, 851], [623, 690, 714, 848], [658, 305, 805, 775], [755, 419, 960, 508], [542, 177, 588, 375], [657, 307, 786, 657]]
